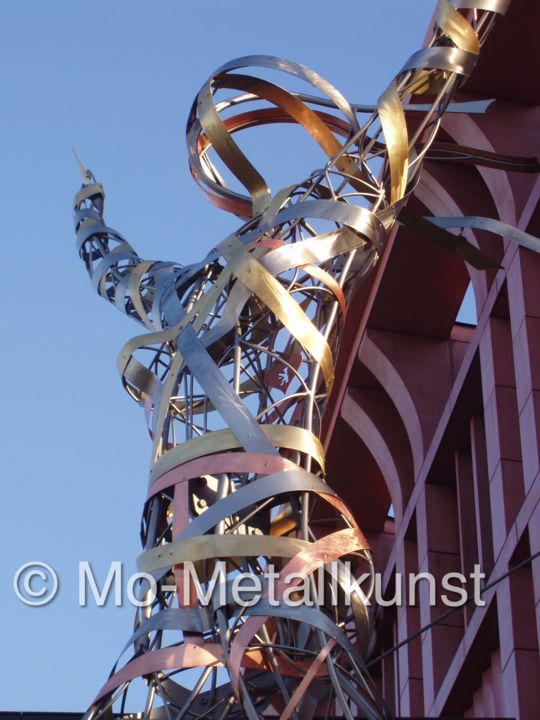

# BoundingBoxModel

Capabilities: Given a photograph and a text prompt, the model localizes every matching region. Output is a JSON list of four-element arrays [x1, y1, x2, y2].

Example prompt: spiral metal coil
[[73, 2, 517, 718]]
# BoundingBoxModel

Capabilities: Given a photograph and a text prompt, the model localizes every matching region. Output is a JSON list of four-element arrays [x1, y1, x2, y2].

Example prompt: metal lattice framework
[[72, 2, 539, 718]]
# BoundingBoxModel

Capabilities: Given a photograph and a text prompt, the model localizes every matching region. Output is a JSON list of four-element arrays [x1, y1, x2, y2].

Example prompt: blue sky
[[0, 0, 474, 711]]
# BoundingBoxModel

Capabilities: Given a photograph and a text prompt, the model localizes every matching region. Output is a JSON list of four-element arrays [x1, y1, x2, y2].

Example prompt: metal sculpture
[[73, 2, 519, 718]]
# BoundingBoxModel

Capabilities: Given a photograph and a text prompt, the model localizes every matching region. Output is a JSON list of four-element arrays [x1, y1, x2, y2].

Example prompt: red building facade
[[323, 1, 540, 717]]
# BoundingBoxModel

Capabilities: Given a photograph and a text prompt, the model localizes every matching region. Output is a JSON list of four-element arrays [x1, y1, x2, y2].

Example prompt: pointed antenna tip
[[72, 146, 91, 184]]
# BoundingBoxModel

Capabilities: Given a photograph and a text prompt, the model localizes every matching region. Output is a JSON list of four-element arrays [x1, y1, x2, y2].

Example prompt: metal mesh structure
[[72, 2, 520, 718]]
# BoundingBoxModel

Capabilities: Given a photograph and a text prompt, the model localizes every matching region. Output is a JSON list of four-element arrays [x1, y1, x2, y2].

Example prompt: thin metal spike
[[72, 146, 92, 184]]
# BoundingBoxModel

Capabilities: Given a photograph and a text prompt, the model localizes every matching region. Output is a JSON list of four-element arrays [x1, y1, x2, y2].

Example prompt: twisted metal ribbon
[[73, 2, 526, 718]]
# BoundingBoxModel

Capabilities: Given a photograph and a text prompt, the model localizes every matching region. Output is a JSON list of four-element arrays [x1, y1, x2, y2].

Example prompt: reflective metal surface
[[73, 2, 517, 718]]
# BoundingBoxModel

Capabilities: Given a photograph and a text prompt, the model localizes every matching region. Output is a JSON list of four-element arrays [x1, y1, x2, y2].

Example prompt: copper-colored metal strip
[[212, 73, 367, 193], [280, 640, 336, 720], [94, 642, 329, 705], [149, 425, 325, 483], [301, 263, 348, 319], [147, 452, 301, 500], [191, 106, 353, 217], [137, 533, 311, 574], [216, 55, 359, 131], [228, 528, 370, 693]]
